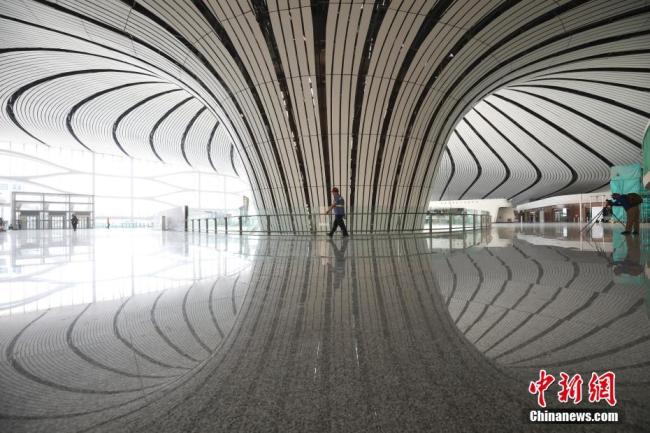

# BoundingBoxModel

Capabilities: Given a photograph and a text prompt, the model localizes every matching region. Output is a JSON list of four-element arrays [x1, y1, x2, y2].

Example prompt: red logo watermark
[[529, 370, 616, 408]]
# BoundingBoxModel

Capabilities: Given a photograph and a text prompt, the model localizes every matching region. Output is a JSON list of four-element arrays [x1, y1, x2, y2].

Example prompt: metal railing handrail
[[186, 210, 490, 235], [193, 210, 487, 217]]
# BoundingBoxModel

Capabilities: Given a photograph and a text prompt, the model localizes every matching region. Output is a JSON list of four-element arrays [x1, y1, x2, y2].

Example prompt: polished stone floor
[[0, 224, 648, 432]]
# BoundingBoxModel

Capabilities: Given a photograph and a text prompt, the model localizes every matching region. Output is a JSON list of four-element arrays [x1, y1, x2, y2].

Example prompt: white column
[[198, 171, 202, 210], [130, 158, 134, 220], [579, 194, 583, 223]]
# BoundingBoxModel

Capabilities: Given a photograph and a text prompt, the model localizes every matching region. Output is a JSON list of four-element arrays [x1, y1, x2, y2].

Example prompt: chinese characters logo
[[529, 370, 616, 407]]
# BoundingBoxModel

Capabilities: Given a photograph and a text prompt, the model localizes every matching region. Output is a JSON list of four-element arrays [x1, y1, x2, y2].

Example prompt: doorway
[[50, 215, 64, 229]]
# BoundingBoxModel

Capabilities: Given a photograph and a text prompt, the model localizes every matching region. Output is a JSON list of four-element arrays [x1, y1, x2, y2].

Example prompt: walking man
[[611, 193, 643, 235], [326, 187, 349, 237], [71, 214, 79, 232]]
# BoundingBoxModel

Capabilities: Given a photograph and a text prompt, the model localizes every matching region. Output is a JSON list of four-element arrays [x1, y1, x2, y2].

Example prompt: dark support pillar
[[267, 215, 271, 235], [224, 217, 228, 234], [214, 217, 217, 234], [238, 216, 242, 235]]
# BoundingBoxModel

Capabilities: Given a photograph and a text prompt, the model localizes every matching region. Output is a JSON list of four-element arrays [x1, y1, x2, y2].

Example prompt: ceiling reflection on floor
[[0, 225, 647, 432], [0, 229, 253, 316]]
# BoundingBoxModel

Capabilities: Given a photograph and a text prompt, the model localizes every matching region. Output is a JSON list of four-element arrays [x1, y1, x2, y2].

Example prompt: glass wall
[[0, 140, 251, 227]]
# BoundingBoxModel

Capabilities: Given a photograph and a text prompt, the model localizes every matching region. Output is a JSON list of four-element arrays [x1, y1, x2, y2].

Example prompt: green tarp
[[610, 163, 643, 222], [643, 126, 650, 181]]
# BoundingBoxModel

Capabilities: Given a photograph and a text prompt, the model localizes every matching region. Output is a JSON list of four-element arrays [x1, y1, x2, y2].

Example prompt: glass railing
[[188, 211, 490, 235]]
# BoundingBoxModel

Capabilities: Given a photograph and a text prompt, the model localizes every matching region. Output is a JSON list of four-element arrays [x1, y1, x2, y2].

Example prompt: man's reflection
[[612, 234, 644, 277], [328, 237, 349, 290]]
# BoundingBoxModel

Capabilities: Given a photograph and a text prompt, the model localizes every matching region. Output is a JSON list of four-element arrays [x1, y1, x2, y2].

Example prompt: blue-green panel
[[643, 126, 650, 181], [610, 163, 643, 222]]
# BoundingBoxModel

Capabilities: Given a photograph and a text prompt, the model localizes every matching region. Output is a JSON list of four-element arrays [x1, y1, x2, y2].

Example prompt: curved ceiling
[[432, 61, 650, 203], [1, 1, 649, 230]]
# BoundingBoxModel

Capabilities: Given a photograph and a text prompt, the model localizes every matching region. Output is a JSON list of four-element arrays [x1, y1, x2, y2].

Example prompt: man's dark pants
[[329, 215, 348, 236]]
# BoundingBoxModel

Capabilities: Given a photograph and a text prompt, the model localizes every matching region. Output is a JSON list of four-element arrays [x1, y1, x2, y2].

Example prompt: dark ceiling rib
[[462, 118, 510, 199], [180, 106, 207, 167], [492, 93, 613, 167], [148, 97, 194, 164], [67, 81, 161, 152], [348, 0, 390, 217], [293, 7, 320, 217], [507, 87, 642, 148], [406, 7, 650, 217], [368, 0, 454, 230], [229, 144, 239, 178], [6, 68, 150, 148], [206, 120, 220, 173], [250, 0, 312, 217], [192, 0, 295, 229], [438, 147, 455, 201], [482, 99, 577, 200], [530, 66, 650, 76], [329, 1, 345, 212], [342, 5, 369, 231], [453, 130, 481, 201], [526, 75, 650, 93], [471, 107, 541, 201], [483, 51, 650, 99], [386, 0, 521, 229], [310, 0, 331, 201], [30, 0, 268, 211], [0, 46, 153, 72], [113, 88, 183, 159], [514, 83, 650, 119]]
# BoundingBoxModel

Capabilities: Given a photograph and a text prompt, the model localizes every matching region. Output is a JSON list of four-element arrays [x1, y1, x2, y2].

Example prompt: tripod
[[581, 207, 625, 233]]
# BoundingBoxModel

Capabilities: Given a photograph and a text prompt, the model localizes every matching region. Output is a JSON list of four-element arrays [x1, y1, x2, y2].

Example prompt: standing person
[[71, 214, 79, 232], [106, 217, 110, 229], [611, 193, 643, 235], [325, 187, 349, 237]]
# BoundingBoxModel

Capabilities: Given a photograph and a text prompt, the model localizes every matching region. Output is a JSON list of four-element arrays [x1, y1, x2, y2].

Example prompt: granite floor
[[0, 224, 648, 432]]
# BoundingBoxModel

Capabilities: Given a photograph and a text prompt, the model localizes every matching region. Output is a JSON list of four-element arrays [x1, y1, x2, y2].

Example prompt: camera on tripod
[[600, 199, 613, 223]]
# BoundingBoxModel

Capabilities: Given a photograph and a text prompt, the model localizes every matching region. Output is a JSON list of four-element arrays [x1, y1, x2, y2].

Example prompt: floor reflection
[[0, 229, 252, 316], [0, 226, 647, 432]]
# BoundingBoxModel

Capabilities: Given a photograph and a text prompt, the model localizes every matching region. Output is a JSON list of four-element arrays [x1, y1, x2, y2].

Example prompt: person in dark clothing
[[611, 193, 642, 235], [326, 187, 349, 237], [71, 214, 79, 232], [600, 201, 612, 223]]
